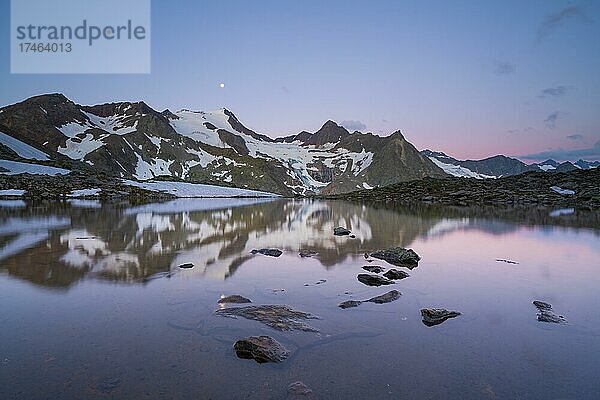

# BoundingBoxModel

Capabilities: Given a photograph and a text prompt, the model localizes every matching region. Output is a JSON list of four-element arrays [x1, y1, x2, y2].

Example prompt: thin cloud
[[340, 120, 366, 131], [537, 6, 590, 44], [544, 111, 566, 128], [566, 133, 583, 141], [538, 85, 570, 98], [493, 60, 516, 75], [521, 140, 600, 161]]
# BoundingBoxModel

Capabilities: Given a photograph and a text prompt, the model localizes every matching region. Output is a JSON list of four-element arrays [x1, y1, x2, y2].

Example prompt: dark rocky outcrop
[[216, 305, 319, 332], [362, 265, 385, 273], [218, 295, 252, 304], [420, 308, 461, 326], [234, 336, 289, 363], [357, 274, 395, 287]]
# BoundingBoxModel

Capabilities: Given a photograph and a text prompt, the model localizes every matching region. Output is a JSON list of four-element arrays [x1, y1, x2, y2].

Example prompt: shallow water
[[1, 199, 599, 399]]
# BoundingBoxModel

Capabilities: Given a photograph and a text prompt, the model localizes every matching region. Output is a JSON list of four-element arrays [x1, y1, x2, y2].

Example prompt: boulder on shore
[[234, 336, 289, 363], [367, 247, 421, 269]]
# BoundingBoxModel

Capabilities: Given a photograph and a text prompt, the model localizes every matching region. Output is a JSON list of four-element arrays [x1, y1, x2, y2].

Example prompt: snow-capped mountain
[[421, 150, 595, 179], [0, 94, 444, 195]]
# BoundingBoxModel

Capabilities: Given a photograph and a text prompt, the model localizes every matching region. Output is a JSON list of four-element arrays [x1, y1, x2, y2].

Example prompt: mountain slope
[[0, 94, 444, 195]]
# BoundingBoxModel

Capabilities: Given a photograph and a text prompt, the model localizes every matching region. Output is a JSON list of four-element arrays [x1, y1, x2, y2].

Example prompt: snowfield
[[123, 179, 280, 198], [0, 131, 49, 160], [550, 186, 575, 195], [428, 157, 496, 179], [0, 160, 69, 176]]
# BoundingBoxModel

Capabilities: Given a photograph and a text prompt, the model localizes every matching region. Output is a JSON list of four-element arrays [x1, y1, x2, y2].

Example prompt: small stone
[[532, 300, 552, 311], [366, 290, 401, 304], [383, 269, 410, 280], [357, 273, 394, 286], [338, 300, 363, 309], [178, 263, 194, 269], [251, 248, 283, 257], [299, 249, 318, 258], [218, 295, 252, 304], [369, 247, 421, 269], [216, 305, 319, 332], [288, 381, 315, 399], [333, 227, 351, 236], [234, 336, 289, 363]]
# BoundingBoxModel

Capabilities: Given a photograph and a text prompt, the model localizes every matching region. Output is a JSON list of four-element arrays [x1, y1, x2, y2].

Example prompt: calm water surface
[[1, 199, 599, 399]]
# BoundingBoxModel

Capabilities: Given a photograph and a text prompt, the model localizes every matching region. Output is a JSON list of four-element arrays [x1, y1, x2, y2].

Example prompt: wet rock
[[338, 290, 400, 309], [362, 265, 385, 273], [251, 248, 283, 257], [218, 295, 252, 304], [216, 305, 319, 332], [496, 259, 519, 265], [367, 290, 401, 304], [333, 227, 351, 236], [420, 308, 461, 326], [357, 273, 394, 286], [178, 263, 194, 269], [383, 269, 410, 280], [288, 381, 316, 399], [299, 249, 318, 258], [234, 336, 289, 363], [338, 300, 363, 309], [368, 247, 421, 269], [533, 300, 566, 323]]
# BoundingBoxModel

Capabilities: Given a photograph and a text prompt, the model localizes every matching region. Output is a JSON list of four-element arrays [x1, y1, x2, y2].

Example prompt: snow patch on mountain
[[123, 179, 280, 198], [428, 157, 496, 179], [0, 131, 49, 160], [0, 160, 69, 176]]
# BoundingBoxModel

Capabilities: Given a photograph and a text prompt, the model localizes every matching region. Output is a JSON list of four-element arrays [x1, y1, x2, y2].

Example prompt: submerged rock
[[178, 263, 194, 269], [357, 273, 394, 286], [218, 295, 252, 304], [215, 305, 319, 332], [251, 248, 283, 257], [420, 308, 461, 326], [383, 269, 410, 280], [533, 300, 566, 324], [288, 381, 316, 399], [362, 265, 385, 273], [234, 336, 289, 363], [368, 247, 421, 269], [338, 290, 401, 309], [333, 227, 351, 236], [299, 249, 319, 258]]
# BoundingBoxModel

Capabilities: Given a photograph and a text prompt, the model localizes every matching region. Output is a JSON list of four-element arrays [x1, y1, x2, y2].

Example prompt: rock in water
[[368, 247, 421, 269], [288, 381, 316, 399], [338, 290, 400, 309], [532, 300, 566, 324], [218, 295, 252, 304], [234, 336, 289, 363], [420, 308, 461, 326], [333, 227, 351, 236], [357, 273, 395, 286], [178, 263, 194, 269], [362, 265, 385, 273], [299, 249, 318, 258], [251, 248, 283, 257], [366, 290, 401, 304], [215, 305, 319, 332], [383, 269, 410, 280], [338, 300, 363, 309]]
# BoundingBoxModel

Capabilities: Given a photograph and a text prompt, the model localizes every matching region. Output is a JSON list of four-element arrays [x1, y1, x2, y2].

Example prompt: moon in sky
[[219, 83, 225, 88]]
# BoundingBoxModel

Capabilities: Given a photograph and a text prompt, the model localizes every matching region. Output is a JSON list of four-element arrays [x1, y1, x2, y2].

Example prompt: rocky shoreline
[[322, 168, 600, 210]]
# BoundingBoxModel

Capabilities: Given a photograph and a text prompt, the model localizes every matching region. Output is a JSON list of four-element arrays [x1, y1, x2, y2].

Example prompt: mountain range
[[0, 93, 597, 196]]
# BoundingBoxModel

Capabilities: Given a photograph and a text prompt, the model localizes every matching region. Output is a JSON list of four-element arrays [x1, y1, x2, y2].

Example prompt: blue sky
[[1, 0, 599, 161]]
